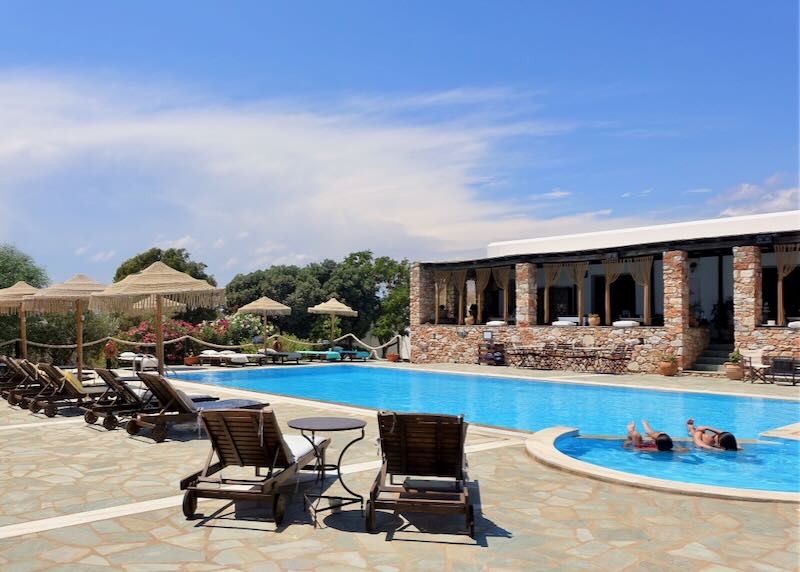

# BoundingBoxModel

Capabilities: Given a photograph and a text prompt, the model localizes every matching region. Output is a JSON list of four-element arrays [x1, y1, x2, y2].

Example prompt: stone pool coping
[[525, 427, 800, 504]]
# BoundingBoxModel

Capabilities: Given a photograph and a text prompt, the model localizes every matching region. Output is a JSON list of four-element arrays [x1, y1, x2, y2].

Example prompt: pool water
[[556, 436, 800, 493], [176, 365, 800, 491]]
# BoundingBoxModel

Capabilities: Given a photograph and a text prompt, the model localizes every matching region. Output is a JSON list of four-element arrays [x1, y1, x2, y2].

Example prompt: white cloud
[[620, 192, 632, 198], [620, 189, 652, 199], [529, 188, 572, 200], [683, 187, 712, 194], [0, 72, 671, 282], [720, 187, 799, 217], [74, 245, 88, 256], [90, 250, 116, 262]]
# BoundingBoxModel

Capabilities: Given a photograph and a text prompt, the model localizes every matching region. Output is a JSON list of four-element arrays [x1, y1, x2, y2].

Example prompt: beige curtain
[[475, 268, 492, 323], [627, 256, 653, 325], [433, 270, 451, 324], [565, 262, 588, 325], [542, 263, 562, 325], [602, 260, 626, 325], [452, 269, 468, 325], [775, 244, 800, 326], [492, 266, 512, 321]]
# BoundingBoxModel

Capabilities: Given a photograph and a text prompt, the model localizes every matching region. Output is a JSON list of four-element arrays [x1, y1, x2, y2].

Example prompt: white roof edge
[[486, 210, 800, 258]]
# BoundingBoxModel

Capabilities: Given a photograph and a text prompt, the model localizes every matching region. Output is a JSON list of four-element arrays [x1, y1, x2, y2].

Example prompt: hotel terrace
[[409, 210, 800, 372]]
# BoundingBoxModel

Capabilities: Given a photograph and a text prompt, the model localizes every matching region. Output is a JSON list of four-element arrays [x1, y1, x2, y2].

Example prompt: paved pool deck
[[0, 363, 797, 571]]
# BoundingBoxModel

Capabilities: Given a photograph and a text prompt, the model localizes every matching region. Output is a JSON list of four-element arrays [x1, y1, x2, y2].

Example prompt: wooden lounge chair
[[0, 357, 37, 399], [769, 358, 799, 385], [127, 372, 267, 442], [83, 369, 219, 430], [366, 411, 475, 537], [30, 363, 109, 417], [9, 360, 65, 408], [179, 407, 328, 525]]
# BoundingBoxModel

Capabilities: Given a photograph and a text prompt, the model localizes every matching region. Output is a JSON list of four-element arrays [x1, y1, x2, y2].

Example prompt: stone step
[[689, 363, 726, 372], [682, 369, 726, 377], [694, 357, 728, 366]]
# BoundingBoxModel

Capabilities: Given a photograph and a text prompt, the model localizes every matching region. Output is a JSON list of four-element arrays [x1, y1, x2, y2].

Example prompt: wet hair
[[718, 432, 738, 451], [655, 434, 674, 452]]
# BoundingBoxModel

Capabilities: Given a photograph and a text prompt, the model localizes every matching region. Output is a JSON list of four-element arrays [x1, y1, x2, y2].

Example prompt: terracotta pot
[[659, 361, 678, 376], [183, 355, 200, 366], [588, 316, 601, 326], [386, 353, 400, 363], [724, 362, 743, 380]]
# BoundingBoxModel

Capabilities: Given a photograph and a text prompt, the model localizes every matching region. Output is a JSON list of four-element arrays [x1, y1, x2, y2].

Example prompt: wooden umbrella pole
[[263, 312, 269, 352], [19, 310, 27, 360], [75, 299, 84, 381], [155, 295, 165, 375], [330, 314, 336, 347]]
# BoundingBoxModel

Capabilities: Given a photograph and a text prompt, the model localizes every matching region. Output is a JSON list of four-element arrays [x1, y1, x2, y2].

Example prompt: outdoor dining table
[[287, 416, 366, 525]]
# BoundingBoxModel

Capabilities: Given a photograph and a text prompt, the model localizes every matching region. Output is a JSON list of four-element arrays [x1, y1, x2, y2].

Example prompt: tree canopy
[[226, 251, 409, 341], [0, 244, 49, 289], [113, 248, 217, 285]]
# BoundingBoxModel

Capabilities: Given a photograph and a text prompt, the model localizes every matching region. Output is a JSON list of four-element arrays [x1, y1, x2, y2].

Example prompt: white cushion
[[281, 434, 327, 464], [613, 320, 639, 328], [224, 354, 248, 364], [219, 350, 236, 355], [788, 321, 800, 329], [552, 321, 576, 327], [557, 316, 580, 324], [134, 356, 158, 369], [119, 352, 137, 360], [200, 350, 219, 356], [485, 320, 506, 326]]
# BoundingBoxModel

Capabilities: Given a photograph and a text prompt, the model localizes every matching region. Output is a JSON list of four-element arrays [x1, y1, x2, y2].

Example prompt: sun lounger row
[[198, 349, 302, 366]]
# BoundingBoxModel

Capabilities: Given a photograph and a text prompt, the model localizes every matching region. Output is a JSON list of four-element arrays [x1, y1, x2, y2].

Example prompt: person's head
[[655, 433, 674, 452], [718, 432, 738, 451]]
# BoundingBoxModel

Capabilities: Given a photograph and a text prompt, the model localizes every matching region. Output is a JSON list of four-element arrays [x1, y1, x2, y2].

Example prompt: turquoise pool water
[[556, 436, 800, 493], [176, 365, 800, 491]]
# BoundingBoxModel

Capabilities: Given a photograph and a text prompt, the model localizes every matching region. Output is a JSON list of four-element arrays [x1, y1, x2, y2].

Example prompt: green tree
[[25, 312, 119, 366], [114, 248, 218, 323], [114, 248, 217, 285], [372, 257, 410, 342], [0, 244, 49, 289]]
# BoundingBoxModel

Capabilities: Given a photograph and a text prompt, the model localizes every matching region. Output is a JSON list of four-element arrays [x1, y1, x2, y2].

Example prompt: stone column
[[515, 262, 537, 326], [733, 245, 762, 344], [663, 250, 690, 367], [410, 263, 435, 326]]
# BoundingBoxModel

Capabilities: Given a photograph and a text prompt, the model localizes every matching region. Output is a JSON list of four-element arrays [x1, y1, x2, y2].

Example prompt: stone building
[[410, 211, 800, 373]]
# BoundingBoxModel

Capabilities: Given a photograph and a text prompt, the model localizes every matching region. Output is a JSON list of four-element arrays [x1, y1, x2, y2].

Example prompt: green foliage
[[225, 251, 410, 341], [728, 349, 742, 364], [0, 244, 49, 289], [228, 313, 264, 344], [24, 312, 119, 366]]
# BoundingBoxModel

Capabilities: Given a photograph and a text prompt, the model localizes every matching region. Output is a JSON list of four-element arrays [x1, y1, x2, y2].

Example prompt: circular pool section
[[556, 435, 800, 494]]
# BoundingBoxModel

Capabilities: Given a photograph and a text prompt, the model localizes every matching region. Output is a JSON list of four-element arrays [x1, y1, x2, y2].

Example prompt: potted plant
[[386, 353, 400, 362], [724, 350, 744, 380], [658, 352, 678, 376], [588, 313, 601, 327], [184, 353, 200, 366]]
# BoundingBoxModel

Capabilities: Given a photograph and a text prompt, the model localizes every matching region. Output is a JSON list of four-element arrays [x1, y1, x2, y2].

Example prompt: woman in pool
[[686, 419, 739, 451], [624, 420, 674, 451]]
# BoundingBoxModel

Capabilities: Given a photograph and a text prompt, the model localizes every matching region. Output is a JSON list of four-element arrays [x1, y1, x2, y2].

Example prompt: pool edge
[[525, 427, 800, 504]]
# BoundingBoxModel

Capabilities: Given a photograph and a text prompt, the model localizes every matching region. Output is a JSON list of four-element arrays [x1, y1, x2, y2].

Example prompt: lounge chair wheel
[[126, 419, 140, 436], [272, 493, 286, 526], [365, 500, 375, 532], [151, 424, 168, 443], [19, 397, 30, 409], [84, 411, 98, 425], [102, 415, 118, 431], [44, 404, 58, 418], [7, 393, 18, 406], [182, 491, 197, 519], [29, 400, 42, 414]]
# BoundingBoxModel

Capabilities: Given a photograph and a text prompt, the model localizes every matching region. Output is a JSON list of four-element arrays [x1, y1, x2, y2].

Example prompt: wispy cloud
[[683, 187, 712, 194], [90, 250, 116, 263], [711, 174, 799, 216], [529, 188, 572, 200], [620, 189, 652, 199], [74, 245, 88, 256]]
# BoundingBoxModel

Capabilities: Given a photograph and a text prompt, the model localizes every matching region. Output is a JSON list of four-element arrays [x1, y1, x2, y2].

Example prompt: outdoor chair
[[83, 369, 219, 430], [596, 344, 633, 374], [179, 407, 328, 525], [7, 360, 63, 408], [366, 411, 475, 538], [28, 363, 109, 417], [258, 348, 303, 364], [127, 372, 267, 442], [741, 349, 771, 383], [769, 358, 799, 385]]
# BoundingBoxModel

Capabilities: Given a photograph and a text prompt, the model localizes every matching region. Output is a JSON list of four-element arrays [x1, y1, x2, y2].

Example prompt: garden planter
[[184, 355, 200, 366], [588, 316, 601, 326], [386, 353, 400, 363], [724, 362, 743, 380], [659, 361, 678, 376]]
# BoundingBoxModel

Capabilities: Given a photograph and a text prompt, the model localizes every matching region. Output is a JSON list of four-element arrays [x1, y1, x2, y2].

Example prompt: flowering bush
[[118, 319, 196, 362], [229, 313, 266, 344]]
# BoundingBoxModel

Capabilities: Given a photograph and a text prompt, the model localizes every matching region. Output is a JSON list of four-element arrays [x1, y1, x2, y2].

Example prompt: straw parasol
[[308, 298, 358, 346], [237, 296, 291, 351], [0, 282, 40, 359], [24, 274, 106, 380], [90, 261, 224, 374]]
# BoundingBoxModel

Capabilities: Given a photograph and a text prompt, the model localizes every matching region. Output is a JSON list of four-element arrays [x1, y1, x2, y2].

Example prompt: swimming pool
[[556, 435, 800, 493]]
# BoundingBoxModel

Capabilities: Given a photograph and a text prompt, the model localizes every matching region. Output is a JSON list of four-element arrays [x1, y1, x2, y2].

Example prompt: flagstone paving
[[0, 365, 797, 571]]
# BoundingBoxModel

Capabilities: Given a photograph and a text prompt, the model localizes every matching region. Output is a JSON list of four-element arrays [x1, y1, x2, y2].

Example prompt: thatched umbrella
[[90, 262, 224, 374], [308, 298, 358, 346], [0, 282, 40, 359], [237, 296, 291, 351], [24, 274, 106, 380]]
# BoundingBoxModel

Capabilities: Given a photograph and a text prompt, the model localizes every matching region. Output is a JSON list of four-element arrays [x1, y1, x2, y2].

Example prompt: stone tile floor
[[0, 365, 797, 571]]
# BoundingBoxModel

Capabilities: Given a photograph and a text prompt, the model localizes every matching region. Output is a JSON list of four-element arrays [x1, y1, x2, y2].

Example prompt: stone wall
[[515, 263, 537, 326], [684, 326, 711, 369], [662, 250, 694, 368], [409, 324, 680, 373], [409, 263, 434, 326]]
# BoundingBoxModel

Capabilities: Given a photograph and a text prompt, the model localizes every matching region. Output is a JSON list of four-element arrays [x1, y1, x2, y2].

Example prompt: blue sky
[[0, 1, 797, 284]]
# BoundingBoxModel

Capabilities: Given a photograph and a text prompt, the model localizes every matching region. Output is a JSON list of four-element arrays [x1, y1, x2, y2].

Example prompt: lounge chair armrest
[[370, 460, 388, 500], [180, 461, 224, 490]]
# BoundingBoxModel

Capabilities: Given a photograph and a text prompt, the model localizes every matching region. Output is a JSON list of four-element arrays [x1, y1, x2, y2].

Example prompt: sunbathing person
[[687, 419, 739, 451], [624, 420, 674, 451]]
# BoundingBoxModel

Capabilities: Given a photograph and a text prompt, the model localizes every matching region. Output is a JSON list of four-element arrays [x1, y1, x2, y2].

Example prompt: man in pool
[[686, 419, 739, 450], [624, 420, 674, 451]]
